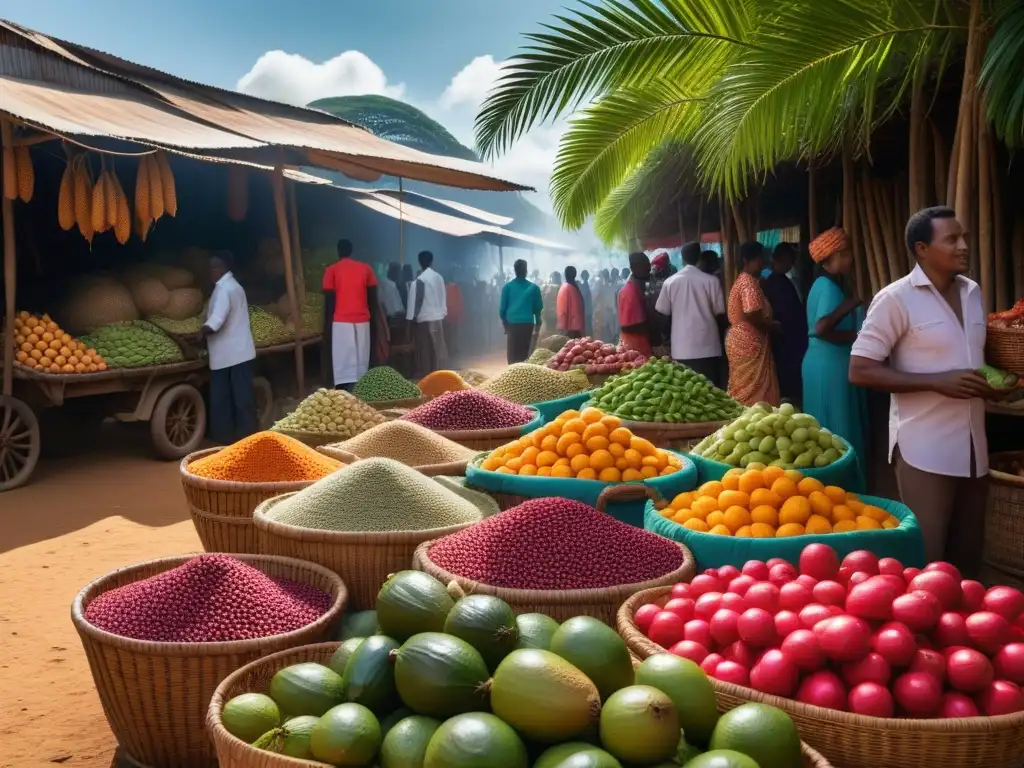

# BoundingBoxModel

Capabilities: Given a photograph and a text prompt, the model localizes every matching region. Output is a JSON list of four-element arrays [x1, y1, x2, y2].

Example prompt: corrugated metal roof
[[370, 188, 514, 226]]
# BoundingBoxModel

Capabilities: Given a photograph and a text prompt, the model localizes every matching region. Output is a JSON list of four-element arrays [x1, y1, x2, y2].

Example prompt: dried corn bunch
[[147, 154, 164, 220], [1, 145, 15, 201], [155, 151, 177, 216], [112, 173, 131, 245], [73, 156, 94, 244], [227, 166, 248, 222], [13, 146, 33, 202], [135, 153, 151, 226], [57, 159, 76, 230], [90, 170, 110, 234]]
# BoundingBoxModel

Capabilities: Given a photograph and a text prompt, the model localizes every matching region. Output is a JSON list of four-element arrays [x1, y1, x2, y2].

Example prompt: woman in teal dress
[[801, 227, 868, 489]]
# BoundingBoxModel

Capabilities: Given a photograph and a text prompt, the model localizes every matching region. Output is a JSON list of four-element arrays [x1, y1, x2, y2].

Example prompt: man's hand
[[930, 370, 994, 399]]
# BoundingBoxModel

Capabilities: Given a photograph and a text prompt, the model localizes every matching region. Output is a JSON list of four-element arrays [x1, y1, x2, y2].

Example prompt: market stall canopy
[[364, 188, 514, 226], [0, 18, 532, 192]]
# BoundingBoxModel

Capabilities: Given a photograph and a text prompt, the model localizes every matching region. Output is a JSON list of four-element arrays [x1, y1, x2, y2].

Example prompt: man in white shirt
[[849, 206, 998, 575], [202, 253, 258, 445], [407, 250, 447, 376], [655, 242, 727, 387]]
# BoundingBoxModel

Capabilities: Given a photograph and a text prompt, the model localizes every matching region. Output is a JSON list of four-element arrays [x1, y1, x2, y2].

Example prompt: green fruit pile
[[273, 388, 386, 438], [526, 347, 555, 365], [249, 305, 292, 347], [219, 571, 802, 768], [81, 320, 184, 369], [692, 401, 848, 469], [479, 363, 591, 404], [353, 366, 421, 403], [146, 314, 203, 334], [588, 358, 743, 424]]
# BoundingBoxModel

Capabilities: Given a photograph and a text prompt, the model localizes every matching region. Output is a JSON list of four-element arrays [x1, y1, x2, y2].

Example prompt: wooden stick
[[909, 67, 928, 213], [730, 200, 749, 243], [855, 179, 881, 296], [874, 178, 904, 282], [990, 135, 1008, 311], [0, 120, 15, 397], [808, 164, 819, 240], [271, 163, 305, 396], [977, 95, 994, 312], [287, 180, 305, 298], [953, 0, 982, 225], [860, 174, 889, 291], [930, 120, 948, 208], [842, 143, 867, 299]]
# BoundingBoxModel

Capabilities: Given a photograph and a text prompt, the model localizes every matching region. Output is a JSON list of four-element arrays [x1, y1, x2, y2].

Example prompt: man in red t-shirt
[[322, 239, 379, 389]]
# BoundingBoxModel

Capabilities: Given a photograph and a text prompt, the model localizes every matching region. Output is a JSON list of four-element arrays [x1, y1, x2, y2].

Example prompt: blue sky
[[0, 0, 578, 205]]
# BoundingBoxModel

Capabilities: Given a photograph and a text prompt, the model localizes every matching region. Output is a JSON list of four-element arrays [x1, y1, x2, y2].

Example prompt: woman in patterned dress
[[726, 241, 781, 406]]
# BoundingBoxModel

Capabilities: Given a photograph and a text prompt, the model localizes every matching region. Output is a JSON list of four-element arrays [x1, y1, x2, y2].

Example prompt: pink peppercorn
[[402, 390, 534, 431], [428, 497, 685, 589]]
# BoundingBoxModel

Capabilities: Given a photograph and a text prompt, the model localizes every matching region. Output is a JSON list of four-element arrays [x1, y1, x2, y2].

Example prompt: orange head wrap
[[809, 227, 849, 263]]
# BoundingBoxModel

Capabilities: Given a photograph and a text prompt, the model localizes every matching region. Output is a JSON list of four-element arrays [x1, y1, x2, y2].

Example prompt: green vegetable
[[979, 363, 1019, 390], [80, 320, 184, 368], [354, 365, 421, 402]]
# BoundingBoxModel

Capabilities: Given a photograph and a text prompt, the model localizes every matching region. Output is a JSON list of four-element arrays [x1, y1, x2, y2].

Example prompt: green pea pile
[[147, 314, 203, 334], [479, 363, 591, 405], [526, 347, 555, 365], [267, 458, 492, 532], [273, 389, 386, 437], [353, 366, 421, 403], [249, 306, 292, 347], [587, 358, 743, 424]]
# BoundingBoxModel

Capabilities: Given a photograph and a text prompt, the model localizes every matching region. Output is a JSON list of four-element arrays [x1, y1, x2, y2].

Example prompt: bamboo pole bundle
[[873, 178, 905, 283], [990, 141, 1008, 311], [952, 0, 982, 281], [859, 173, 888, 294], [842, 143, 867, 299], [909, 68, 929, 213], [977, 95, 995, 313], [930, 120, 948, 207]]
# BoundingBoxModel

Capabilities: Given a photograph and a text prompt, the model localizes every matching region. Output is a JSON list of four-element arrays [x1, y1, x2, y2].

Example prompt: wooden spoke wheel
[[0, 395, 41, 491], [150, 383, 206, 459]]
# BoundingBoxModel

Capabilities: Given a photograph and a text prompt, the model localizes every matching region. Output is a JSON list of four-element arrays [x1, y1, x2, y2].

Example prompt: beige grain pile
[[327, 421, 475, 466]]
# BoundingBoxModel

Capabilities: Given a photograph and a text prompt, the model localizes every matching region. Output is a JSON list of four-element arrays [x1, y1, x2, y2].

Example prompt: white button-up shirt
[[851, 264, 987, 477], [379, 278, 404, 317], [204, 272, 256, 371], [654, 265, 726, 360], [407, 267, 447, 322]]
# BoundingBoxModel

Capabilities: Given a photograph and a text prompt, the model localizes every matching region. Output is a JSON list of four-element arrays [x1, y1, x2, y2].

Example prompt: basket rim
[[70, 553, 347, 656], [366, 395, 429, 410], [988, 451, 1024, 487], [412, 537, 695, 603], [179, 447, 340, 492], [414, 406, 542, 440], [317, 445, 475, 472], [252, 488, 496, 541], [618, 585, 1024, 733]]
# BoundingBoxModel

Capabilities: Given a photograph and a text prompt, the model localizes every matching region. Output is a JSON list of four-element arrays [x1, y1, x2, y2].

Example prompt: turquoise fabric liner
[[687, 437, 861, 492], [645, 494, 925, 569], [530, 392, 592, 424], [465, 450, 698, 528]]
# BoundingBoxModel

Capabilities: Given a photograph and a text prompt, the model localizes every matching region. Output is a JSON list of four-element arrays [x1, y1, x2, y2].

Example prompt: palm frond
[[473, 0, 757, 159], [981, 0, 1024, 148]]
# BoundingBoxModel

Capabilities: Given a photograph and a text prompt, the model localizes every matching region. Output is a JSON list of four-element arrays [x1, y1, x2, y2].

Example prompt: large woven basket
[[71, 554, 347, 768], [619, 417, 730, 449], [985, 326, 1024, 376], [430, 406, 544, 451], [253, 486, 499, 610], [617, 586, 1024, 768], [317, 446, 470, 477], [984, 453, 1024, 579], [180, 448, 334, 554]]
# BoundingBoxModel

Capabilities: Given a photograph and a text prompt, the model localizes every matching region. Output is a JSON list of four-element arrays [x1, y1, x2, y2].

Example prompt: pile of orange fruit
[[480, 407, 684, 481], [11, 311, 108, 374], [659, 465, 901, 537]]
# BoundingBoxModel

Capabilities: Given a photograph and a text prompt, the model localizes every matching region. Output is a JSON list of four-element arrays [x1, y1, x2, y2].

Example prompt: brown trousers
[[893, 445, 987, 576], [414, 320, 448, 377]]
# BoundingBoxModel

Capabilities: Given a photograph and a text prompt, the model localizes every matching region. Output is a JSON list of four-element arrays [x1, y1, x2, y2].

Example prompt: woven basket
[[617, 586, 1024, 768], [985, 326, 1024, 377], [619, 418, 731, 449], [316, 446, 470, 477], [270, 427, 351, 448], [367, 395, 428, 411], [433, 406, 543, 451], [984, 453, 1024, 578], [180, 449, 332, 554], [253, 486, 499, 610], [71, 554, 348, 768]]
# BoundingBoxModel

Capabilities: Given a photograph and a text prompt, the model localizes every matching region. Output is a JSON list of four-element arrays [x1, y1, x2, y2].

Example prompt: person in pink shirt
[[556, 266, 586, 338], [618, 252, 652, 357]]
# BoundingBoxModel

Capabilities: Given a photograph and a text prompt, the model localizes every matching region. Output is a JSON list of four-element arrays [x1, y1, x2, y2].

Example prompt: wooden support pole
[[930, 120, 948, 207], [398, 178, 405, 267], [730, 200, 749, 243], [1, 120, 15, 397], [909, 66, 928, 214], [978, 96, 994, 312], [842, 143, 866, 300], [874, 179, 904, 282], [287, 179, 305, 298], [990, 137, 1008, 311], [271, 163, 305, 395]]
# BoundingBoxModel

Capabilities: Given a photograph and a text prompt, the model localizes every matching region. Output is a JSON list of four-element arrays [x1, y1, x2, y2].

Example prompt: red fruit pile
[[428, 497, 685, 589], [635, 544, 1024, 719], [402, 390, 534, 431], [546, 337, 646, 375], [84, 554, 331, 642]]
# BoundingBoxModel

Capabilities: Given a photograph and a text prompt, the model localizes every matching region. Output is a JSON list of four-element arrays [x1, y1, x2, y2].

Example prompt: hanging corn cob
[[155, 150, 177, 216], [112, 172, 131, 245], [13, 145, 33, 203], [57, 159, 76, 230], [147, 154, 164, 220], [227, 166, 248, 222], [91, 170, 110, 234], [105, 168, 119, 231], [134, 201, 150, 242], [74, 156, 94, 244], [135, 153, 151, 227], [1, 145, 16, 201]]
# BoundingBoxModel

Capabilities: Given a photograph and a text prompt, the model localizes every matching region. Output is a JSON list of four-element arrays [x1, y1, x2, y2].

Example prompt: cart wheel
[[150, 383, 206, 459], [0, 395, 41, 491], [254, 376, 273, 429]]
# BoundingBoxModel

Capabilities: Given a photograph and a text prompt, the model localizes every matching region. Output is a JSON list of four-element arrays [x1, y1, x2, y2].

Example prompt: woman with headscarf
[[762, 242, 808, 403], [726, 241, 781, 406], [802, 227, 867, 485]]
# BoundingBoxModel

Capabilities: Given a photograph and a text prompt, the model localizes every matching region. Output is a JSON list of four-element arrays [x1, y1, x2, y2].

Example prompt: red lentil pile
[[84, 554, 331, 642], [402, 390, 534, 431], [428, 497, 685, 589]]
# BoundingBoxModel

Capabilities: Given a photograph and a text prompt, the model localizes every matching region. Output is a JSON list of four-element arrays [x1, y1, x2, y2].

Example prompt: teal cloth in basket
[[687, 438, 861, 492], [530, 392, 592, 424], [466, 450, 698, 527], [645, 495, 925, 569]]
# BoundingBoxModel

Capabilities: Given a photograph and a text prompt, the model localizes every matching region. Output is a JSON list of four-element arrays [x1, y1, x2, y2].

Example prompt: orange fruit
[[39, 357, 52, 368], [735, 525, 753, 538], [622, 468, 644, 482], [630, 436, 657, 456], [718, 490, 751, 510], [724, 467, 744, 479], [723, 506, 752, 532], [761, 465, 786, 485], [806, 515, 832, 534], [560, 409, 582, 420], [738, 470, 766, 494], [556, 433, 581, 455], [505, 442, 524, 457], [585, 436, 610, 452], [608, 442, 626, 457], [570, 454, 591, 473], [721, 473, 741, 491], [831, 504, 856, 522], [580, 407, 603, 424], [885, 514, 900, 527], [671, 491, 696, 509], [566, 442, 585, 459], [882, 518, 898, 529], [519, 464, 537, 475], [554, 457, 571, 468], [846, 498, 866, 514], [798, 477, 825, 496], [623, 448, 643, 469], [576, 468, 598, 480], [776, 523, 806, 537], [856, 516, 882, 530], [582, 423, 609, 442], [536, 451, 559, 467], [481, 457, 501, 471], [589, 449, 614, 472], [771, 477, 799, 500], [706, 510, 726, 529], [537, 466, 552, 476], [690, 496, 718, 520], [823, 486, 847, 504], [683, 518, 710, 532], [784, 469, 805, 483], [600, 415, 622, 430], [615, 458, 630, 471], [746, 462, 767, 471], [551, 465, 573, 478], [609, 427, 633, 447], [779, 496, 812, 525], [495, 466, 514, 475], [709, 524, 732, 536], [518, 434, 537, 448], [520, 446, 540, 466], [660, 466, 676, 476], [666, 453, 682, 468], [598, 467, 622, 483], [861, 504, 889, 522], [640, 466, 658, 478], [749, 488, 782, 509], [505, 457, 524, 472], [563, 418, 588, 434], [750, 522, 777, 538], [833, 520, 857, 533], [698, 480, 725, 498], [808, 491, 833, 518], [541, 434, 559, 452], [750, 505, 779, 527]]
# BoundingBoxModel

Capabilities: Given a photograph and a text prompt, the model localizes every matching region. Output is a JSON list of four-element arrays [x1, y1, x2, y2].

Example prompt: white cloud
[[236, 50, 405, 107], [439, 55, 503, 110]]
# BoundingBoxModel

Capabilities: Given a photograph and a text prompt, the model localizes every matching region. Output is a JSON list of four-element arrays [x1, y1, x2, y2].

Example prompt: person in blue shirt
[[500, 259, 544, 363]]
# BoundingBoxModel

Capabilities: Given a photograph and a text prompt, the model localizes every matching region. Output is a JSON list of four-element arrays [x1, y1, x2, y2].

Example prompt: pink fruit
[[741, 560, 769, 581], [903, 567, 922, 583], [796, 670, 848, 711], [720, 592, 747, 612], [717, 565, 741, 582], [766, 558, 790, 569], [872, 622, 917, 667], [960, 580, 986, 613], [684, 619, 712, 649], [727, 575, 756, 596], [941, 692, 981, 718], [891, 591, 942, 633], [781, 628, 825, 671], [983, 586, 1024, 623], [817, 615, 872, 662], [670, 582, 692, 599], [690, 574, 724, 597], [745, 583, 781, 613], [848, 572, 871, 588], [846, 576, 903, 621], [836, 566, 855, 585], [799, 543, 840, 581], [909, 571, 962, 611], [841, 550, 880, 575], [695, 592, 724, 621], [842, 652, 892, 687], [976, 680, 1024, 716], [750, 649, 799, 697], [778, 582, 813, 613], [634, 603, 662, 634], [947, 648, 994, 693], [663, 598, 696, 622], [848, 682, 895, 717], [710, 609, 742, 646], [737, 608, 777, 647], [769, 563, 798, 587], [669, 640, 709, 665], [795, 574, 820, 590], [701, 653, 724, 676], [934, 612, 970, 648], [812, 580, 847, 608], [714, 660, 750, 687], [703, 568, 720, 579], [878, 557, 904, 576], [648, 611, 687, 648], [774, 610, 803, 638], [723, 640, 756, 669], [893, 671, 943, 717], [910, 648, 947, 682], [800, 603, 834, 629], [993, 643, 1024, 684], [925, 561, 963, 582], [965, 611, 1011, 654]]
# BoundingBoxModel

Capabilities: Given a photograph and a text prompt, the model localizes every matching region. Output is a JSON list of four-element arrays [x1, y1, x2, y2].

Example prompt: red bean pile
[[84, 554, 331, 642], [401, 390, 534, 431], [428, 497, 685, 589]]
